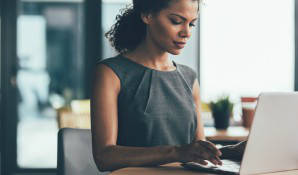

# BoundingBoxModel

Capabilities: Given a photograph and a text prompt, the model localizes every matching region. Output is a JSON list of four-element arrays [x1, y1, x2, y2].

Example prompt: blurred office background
[[0, 0, 297, 174]]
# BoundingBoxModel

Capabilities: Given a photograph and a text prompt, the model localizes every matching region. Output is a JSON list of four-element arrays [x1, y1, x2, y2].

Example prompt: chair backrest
[[57, 128, 108, 175]]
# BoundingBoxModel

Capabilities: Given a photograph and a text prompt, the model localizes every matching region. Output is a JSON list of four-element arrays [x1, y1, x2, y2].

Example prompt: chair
[[57, 128, 109, 175]]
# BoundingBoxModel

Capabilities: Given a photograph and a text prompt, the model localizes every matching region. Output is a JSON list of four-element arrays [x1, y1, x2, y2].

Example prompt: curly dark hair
[[105, 0, 200, 54]]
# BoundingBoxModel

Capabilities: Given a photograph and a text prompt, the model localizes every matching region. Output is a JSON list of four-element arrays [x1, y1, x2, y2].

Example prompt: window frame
[[1, 0, 18, 175]]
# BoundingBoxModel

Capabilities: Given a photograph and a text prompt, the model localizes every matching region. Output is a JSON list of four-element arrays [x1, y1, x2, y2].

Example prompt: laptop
[[182, 92, 298, 175]]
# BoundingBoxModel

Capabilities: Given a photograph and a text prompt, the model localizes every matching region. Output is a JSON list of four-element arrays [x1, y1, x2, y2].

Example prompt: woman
[[91, 0, 245, 172]]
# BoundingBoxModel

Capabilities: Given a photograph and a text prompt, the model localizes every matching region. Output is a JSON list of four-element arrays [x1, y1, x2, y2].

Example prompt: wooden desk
[[111, 127, 296, 175], [204, 126, 249, 142], [110, 163, 298, 175]]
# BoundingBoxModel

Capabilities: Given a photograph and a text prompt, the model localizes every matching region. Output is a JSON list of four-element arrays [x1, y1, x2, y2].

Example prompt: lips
[[174, 41, 186, 49]]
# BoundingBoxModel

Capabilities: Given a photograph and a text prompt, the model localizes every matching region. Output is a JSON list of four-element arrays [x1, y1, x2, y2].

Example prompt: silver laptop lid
[[240, 92, 298, 175]]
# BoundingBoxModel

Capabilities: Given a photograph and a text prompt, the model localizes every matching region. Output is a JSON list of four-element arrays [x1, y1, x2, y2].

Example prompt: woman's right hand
[[176, 140, 222, 165]]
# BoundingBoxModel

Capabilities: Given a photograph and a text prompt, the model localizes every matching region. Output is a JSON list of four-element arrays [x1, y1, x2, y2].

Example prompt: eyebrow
[[169, 13, 198, 22]]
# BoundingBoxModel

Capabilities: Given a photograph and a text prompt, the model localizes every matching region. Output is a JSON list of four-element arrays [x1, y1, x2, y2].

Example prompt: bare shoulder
[[94, 63, 118, 80], [93, 63, 120, 94]]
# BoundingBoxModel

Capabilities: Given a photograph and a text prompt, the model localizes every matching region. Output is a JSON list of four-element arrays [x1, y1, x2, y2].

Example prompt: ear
[[141, 13, 153, 24]]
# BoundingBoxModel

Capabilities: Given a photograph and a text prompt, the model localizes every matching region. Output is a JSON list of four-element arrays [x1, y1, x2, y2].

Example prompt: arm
[[91, 64, 178, 171], [191, 79, 246, 161], [91, 65, 222, 171], [192, 79, 206, 141]]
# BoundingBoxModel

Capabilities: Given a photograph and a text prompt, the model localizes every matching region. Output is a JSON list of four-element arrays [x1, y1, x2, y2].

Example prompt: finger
[[200, 141, 222, 156], [194, 159, 208, 165], [214, 156, 222, 165], [204, 141, 222, 156], [192, 144, 221, 165], [200, 151, 222, 165], [199, 144, 221, 160], [208, 156, 222, 165], [198, 146, 217, 159], [209, 158, 219, 165], [204, 150, 223, 165]]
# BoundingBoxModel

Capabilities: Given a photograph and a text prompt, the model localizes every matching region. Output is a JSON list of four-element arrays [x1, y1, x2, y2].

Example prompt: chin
[[168, 49, 182, 55]]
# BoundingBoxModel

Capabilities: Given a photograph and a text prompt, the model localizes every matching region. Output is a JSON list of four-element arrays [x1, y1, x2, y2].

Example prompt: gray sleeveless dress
[[97, 55, 198, 147]]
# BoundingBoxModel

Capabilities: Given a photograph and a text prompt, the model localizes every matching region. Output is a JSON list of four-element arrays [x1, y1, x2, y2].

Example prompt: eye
[[170, 19, 183, 25], [190, 23, 196, 27]]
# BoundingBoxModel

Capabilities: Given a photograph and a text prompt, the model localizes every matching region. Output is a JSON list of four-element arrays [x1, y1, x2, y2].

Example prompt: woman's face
[[145, 0, 199, 55]]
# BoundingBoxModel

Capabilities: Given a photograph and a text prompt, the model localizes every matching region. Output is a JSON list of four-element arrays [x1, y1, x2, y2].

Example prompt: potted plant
[[209, 96, 234, 130]]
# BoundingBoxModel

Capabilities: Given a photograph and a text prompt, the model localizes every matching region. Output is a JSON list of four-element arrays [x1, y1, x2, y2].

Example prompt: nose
[[179, 25, 192, 38]]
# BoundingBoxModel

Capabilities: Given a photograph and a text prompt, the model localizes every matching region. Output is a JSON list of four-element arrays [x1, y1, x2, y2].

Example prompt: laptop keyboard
[[182, 159, 241, 174], [216, 160, 240, 172]]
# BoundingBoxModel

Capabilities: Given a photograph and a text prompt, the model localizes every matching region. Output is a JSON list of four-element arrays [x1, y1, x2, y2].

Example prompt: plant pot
[[213, 113, 230, 130], [241, 97, 257, 129]]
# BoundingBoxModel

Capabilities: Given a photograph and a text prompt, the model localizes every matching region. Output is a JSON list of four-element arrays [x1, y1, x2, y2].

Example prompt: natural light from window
[[200, 0, 295, 119]]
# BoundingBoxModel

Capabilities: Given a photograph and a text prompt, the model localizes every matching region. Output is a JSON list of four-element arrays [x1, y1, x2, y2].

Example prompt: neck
[[123, 38, 175, 71]]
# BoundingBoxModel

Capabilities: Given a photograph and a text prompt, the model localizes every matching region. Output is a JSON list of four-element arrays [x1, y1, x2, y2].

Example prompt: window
[[200, 0, 295, 120], [16, 0, 85, 168]]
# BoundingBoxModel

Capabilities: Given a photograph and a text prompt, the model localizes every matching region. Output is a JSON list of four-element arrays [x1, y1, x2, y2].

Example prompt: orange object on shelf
[[241, 97, 258, 129]]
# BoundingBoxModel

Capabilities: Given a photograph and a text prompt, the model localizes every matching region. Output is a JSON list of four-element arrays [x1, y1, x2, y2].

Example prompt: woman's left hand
[[219, 140, 247, 161]]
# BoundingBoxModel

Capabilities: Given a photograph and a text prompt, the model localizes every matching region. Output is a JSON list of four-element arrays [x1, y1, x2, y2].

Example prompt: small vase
[[213, 113, 230, 130]]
